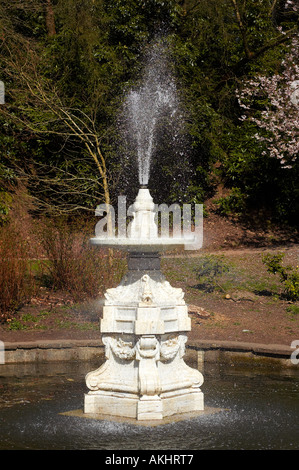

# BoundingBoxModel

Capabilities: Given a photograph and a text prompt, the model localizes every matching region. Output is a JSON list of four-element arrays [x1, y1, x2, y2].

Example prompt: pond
[[0, 359, 298, 450]]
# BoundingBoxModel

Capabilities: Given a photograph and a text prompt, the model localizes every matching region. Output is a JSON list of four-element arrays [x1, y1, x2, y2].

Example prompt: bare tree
[[1, 36, 112, 220]]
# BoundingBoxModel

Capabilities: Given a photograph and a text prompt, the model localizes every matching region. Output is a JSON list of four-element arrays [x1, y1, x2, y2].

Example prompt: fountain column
[[84, 190, 204, 420]]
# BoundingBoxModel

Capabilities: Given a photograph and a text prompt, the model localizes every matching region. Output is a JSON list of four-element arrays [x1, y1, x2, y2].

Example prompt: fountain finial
[[127, 187, 158, 239]]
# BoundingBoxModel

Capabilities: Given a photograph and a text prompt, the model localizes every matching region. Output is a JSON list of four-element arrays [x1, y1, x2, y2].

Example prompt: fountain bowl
[[91, 187, 200, 253], [90, 236, 191, 252]]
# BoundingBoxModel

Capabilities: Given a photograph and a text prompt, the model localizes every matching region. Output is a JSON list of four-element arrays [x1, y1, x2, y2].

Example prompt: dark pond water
[[0, 359, 298, 450]]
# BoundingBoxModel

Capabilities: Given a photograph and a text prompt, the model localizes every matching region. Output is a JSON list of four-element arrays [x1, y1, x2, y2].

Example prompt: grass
[[286, 304, 299, 318], [162, 253, 282, 298], [3, 248, 298, 333], [162, 251, 299, 328], [6, 306, 98, 331], [7, 311, 50, 330]]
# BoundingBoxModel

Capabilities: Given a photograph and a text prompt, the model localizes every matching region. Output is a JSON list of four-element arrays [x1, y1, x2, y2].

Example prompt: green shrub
[[194, 254, 230, 292], [286, 304, 299, 316], [214, 188, 247, 217], [262, 253, 299, 301]]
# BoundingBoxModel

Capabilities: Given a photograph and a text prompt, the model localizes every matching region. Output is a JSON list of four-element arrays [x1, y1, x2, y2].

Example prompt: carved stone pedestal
[[84, 252, 204, 420]]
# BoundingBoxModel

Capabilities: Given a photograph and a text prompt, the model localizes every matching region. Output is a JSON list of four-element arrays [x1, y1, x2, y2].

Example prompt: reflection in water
[[0, 359, 298, 450]]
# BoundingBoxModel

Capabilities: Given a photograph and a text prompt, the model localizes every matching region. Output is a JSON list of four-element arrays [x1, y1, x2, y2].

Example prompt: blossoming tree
[[237, 23, 298, 169]]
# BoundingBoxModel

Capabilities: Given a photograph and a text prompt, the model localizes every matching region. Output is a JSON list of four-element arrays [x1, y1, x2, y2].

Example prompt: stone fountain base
[[84, 253, 204, 420], [84, 333, 203, 420]]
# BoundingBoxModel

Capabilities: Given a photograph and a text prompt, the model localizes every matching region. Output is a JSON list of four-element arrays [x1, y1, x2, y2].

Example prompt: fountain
[[83, 41, 204, 421], [84, 188, 203, 420], [1, 39, 299, 449]]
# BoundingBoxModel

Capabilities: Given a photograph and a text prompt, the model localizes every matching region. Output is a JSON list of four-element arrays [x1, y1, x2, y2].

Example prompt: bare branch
[[0, 39, 111, 215], [231, 0, 253, 59], [269, 0, 279, 18]]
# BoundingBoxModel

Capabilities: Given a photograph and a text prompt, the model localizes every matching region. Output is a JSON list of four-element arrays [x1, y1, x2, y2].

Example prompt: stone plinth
[[84, 252, 204, 420]]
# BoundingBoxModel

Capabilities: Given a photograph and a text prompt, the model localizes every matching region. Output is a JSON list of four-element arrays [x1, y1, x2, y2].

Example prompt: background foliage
[[0, 0, 298, 225]]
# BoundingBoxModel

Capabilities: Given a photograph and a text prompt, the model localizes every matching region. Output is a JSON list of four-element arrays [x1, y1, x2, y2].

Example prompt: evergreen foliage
[[0, 0, 298, 225]]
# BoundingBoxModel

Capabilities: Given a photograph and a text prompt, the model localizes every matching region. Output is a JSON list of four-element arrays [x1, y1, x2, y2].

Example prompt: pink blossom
[[237, 33, 299, 168]]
